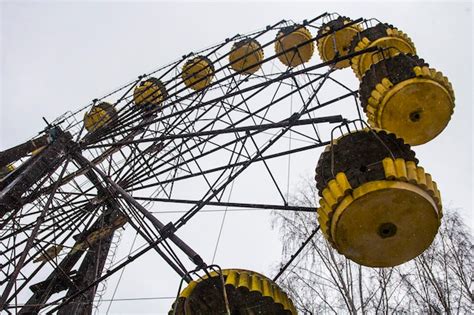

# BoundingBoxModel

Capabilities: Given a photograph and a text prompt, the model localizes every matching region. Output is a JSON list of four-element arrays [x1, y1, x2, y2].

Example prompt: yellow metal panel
[[321, 187, 337, 209], [327, 178, 344, 199], [261, 277, 273, 297], [225, 269, 239, 287], [335, 172, 352, 194], [406, 161, 417, 183], [272, 284, 283, 305], [416, 166, 426, 187], [237, 271, 249, 288], [394, 158, 408, 181], [382, 157, 396, 179], [425, 173, 434, 194], [249, 274, 262, 292]]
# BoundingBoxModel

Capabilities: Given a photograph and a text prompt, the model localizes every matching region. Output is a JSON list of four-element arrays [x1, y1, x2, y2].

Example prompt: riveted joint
[[161, 222, 177, 239]]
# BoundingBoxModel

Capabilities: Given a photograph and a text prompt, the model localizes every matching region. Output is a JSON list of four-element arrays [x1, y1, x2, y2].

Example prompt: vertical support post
[[0, 157, 70, 310], [57, 234, 113, 315]]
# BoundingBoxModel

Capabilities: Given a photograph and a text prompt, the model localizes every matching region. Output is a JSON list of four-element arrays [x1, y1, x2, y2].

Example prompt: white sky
[[1, 1, 472, 314]]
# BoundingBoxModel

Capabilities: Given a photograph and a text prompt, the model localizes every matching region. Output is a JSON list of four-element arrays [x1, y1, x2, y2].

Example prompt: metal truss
[[0, 12, 374, 313]]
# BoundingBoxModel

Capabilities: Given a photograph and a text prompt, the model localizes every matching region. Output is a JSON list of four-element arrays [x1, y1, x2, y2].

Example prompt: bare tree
[[272, 178, 473, 314], [397, 210, 473, 314]]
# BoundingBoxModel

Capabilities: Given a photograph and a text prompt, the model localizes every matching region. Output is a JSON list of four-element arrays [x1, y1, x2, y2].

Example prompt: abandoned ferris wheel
[[0, 12, 454, 314]]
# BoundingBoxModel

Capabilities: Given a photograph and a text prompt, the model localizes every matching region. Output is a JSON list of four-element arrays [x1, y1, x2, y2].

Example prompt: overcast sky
[[1, 1, 472, 314]]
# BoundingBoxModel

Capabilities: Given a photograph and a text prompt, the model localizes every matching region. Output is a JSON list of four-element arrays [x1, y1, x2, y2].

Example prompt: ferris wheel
[[0, 11, 454, 314]]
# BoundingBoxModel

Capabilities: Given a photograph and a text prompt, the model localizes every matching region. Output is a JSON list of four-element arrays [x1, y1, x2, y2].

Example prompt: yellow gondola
[[317, 16, 361, 69], [359, 54, 454, 145], [133, 77, 168, 111], [275, 25, 314, 67], [349, 23, 416, 79], [83, 102, 117, 132], [315, 129, 442, 267], [169, 269, 297, 315], [229, 38, 264, 74], [181, 56, 215, 91]]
